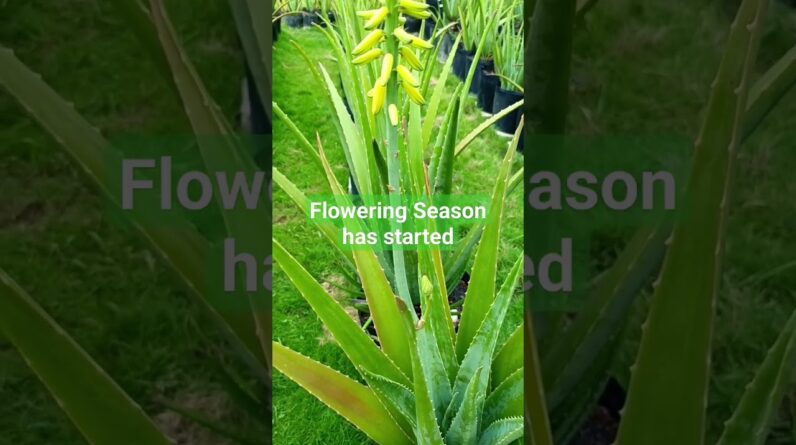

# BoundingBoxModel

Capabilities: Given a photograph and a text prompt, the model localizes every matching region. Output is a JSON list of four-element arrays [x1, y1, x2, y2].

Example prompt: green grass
[[0, 1, 265, 444], [271, 28, 525, 444]]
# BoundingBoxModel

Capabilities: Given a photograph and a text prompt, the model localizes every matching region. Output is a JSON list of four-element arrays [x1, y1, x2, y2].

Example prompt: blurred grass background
[[0, 0, 794, 444]]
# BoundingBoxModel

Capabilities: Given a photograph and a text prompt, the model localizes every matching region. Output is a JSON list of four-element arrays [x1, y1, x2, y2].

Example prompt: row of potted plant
[[275, 0, 333, 29], [438, 0, 524, 137]]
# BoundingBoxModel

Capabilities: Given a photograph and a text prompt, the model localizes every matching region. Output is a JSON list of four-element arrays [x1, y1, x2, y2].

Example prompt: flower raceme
[[352, 0, 433, 122]]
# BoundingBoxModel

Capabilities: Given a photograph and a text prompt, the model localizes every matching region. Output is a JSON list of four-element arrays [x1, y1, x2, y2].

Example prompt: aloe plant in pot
[[491, 16, 522, 137]]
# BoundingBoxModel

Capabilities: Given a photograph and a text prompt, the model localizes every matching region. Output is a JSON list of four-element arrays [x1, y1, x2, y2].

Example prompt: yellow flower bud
[[353, 48, 383, 65], [377, 53, 394, 86], [396, 64, 419, 87], [352, 29, 384, 55], [388, 104, 399, 126], [370, 84, 386, 114], [364, 6, 389, 29], [400, 46, 424, 71], [393, 27, 414, 43], [410, 37, 433, 50], [401, 81, 425, 105]]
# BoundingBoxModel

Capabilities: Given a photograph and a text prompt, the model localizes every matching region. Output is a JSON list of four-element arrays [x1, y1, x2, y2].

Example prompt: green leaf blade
[[0, 270, 172, 445]]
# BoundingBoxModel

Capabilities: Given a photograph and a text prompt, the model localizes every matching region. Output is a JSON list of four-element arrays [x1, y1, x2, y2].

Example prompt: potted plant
[[491, 17, 522, 137]]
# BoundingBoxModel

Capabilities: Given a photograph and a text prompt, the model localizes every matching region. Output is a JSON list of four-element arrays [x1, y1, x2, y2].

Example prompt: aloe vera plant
[[274, 0, 524, 308], [493, 4, 523, 92], [272, 0, 527, 443]]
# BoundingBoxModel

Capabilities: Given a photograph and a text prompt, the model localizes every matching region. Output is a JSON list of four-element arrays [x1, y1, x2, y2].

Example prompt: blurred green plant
[[0, 0, 273, 443], [523, 1, 796, 445]]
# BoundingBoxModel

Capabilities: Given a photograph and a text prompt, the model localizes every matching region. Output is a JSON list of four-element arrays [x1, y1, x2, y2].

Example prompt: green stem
[[383, 0, 414, 315]]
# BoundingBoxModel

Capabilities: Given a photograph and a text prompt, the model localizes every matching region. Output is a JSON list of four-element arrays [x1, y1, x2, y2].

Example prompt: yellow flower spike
[[401, 81, 425, 105], [400, 46, 424, 71], [352, 48, 383, 65], [363, 6, 389, 29], [393, 27, 415, 43], [352, 29, 384, 55], [370, 84, 387, 114], [377, 53, 394, 86], [396, 64, 419, 87], [410, 37, 433, 50], [388, 104, 399, 126]]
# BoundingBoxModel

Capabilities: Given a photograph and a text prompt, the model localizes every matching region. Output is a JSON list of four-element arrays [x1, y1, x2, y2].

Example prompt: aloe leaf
[[525, 311, 554, 445], [455, 123, 519, 360], [615, 1, 769, 444], [543, 225, 668, 411], [273, 240, 410, 385], [318, 64, 374, 197], [407, 102, 426, 197], [272, 342, 412, 445], [492, 323, 522, 388], [526, 0, 576, 134], [478, 417, 524, 445], [272, 168, 355, 268], [149, 0, 271, 365], [317, 143, 414, 377], [451, 254, 523, 421], [422, 33, 462, 148], [715, 309, 796, 445], [418, 249, 458, 387], [446, 367, 484, 444], [454, 99, 524, 157], [360, 368, 417, 430], [429, 83, 462, 185], [0, 45, 267, 377], [433, 96, 461, 195], [228, 0, 272, 121], [443, 224, 483, 294], [743, 43, 796, 140], [272, 102, 325, 174], [412, 330, 446, 445], [0, 270, 171, 445], [550, 321, 625, 444], [483, 368, 523, 426]]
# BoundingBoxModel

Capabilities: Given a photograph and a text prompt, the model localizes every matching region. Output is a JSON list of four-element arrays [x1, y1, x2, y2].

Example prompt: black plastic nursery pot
[[477, 71, 499, 115], [284, 13, 303, 28], [422, 18, 436, 41], [302, 11, 320, 27], [273, 17, 281, 42], [438, 32, 454, 63], [469, 57, 493, 96], [405, 17, 422, 34], [492, 88, 523, 136], [453, 46, 472, 80]]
